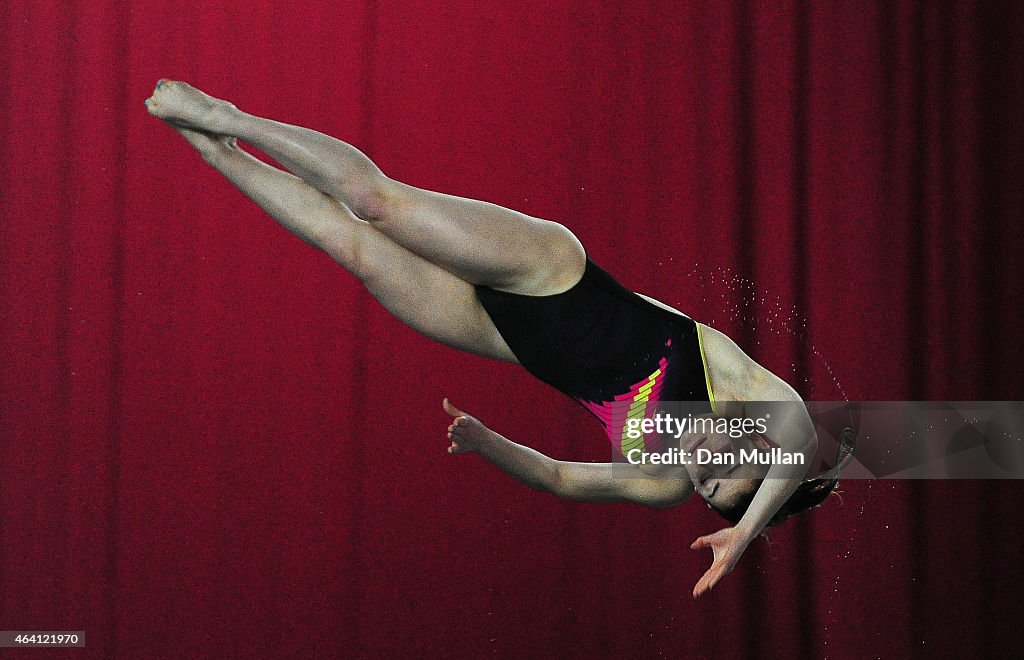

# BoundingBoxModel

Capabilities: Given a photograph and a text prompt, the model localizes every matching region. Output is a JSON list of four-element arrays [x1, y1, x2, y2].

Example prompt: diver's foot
[[145, 80, 238, 134]]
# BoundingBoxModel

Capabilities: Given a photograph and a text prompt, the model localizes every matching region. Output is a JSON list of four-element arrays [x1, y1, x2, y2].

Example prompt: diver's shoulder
[[696, 324, 751, 385], [698, 324, 801, 403]]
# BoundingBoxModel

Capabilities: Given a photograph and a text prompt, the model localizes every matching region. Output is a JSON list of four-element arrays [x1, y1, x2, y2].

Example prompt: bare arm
[[734, 368, 817, 538], [443, 399, 693, 508], [689, 327, 818, 597]]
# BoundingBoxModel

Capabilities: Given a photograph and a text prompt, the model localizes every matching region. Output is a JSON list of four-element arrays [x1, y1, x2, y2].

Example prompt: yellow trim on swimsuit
[[696, 323, 718, 415]]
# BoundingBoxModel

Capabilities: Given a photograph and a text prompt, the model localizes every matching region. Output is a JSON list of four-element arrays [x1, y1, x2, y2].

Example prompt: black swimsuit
[[475, 259, 716, 456]]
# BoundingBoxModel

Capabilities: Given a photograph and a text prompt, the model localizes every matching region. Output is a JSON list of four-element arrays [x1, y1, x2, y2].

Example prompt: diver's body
[[145, 80, 817, 598]]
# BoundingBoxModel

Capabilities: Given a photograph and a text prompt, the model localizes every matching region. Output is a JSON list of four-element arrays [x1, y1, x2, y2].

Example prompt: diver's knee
[[322, 222, 372, 280], [535, 222, 587, 293], [346, 175, 396, 224]]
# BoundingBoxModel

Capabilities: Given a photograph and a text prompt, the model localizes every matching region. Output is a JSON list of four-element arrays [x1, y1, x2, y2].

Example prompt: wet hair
[[709, 427, 855, 527], [708, 477, 839, 527]]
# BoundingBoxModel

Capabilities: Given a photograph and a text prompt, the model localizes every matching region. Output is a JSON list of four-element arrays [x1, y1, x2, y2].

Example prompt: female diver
[[145, 80, 833, 598]]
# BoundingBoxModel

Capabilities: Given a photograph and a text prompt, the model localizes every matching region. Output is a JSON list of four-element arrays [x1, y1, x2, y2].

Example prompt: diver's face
[[682, 431, 769, 509]]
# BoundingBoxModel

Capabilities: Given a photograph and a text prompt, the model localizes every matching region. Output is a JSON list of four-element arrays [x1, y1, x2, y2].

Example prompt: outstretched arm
[[689, 331, 818, 598], [733, 373, 817, 537], [443, 399, 693, 508]]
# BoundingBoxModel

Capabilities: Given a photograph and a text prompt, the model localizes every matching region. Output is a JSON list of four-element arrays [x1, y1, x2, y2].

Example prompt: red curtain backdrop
[[2, 1, 1022, 658]]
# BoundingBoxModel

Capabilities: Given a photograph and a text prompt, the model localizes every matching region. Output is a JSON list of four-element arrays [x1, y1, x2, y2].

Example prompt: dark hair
[[709, 427, 855, 527], [708, 476, 839, 527]]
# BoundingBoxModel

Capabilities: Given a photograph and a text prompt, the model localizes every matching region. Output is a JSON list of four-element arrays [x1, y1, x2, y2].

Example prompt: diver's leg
[[146, 80, 586, 295], [166, 124, 516, 361]]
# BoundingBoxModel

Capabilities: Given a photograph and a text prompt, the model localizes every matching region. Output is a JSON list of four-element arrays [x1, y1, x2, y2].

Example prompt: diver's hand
[[690, 527, 751, 599], [443, 398, 490, 454]]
